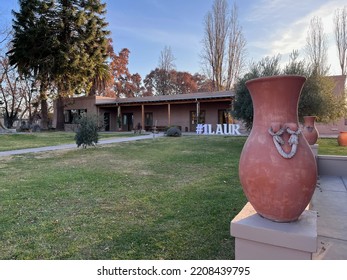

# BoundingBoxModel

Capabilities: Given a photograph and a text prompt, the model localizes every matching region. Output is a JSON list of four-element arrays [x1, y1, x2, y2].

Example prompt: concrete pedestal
[[230, 202, 318, 260]]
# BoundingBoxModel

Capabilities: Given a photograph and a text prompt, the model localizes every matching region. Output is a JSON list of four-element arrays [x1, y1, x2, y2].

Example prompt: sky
[[0, 0, 346, 79]]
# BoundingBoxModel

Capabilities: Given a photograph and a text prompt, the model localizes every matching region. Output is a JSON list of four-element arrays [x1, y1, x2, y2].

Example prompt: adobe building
[[315, 75, 347, 134], [54, 91, 236, 133], [53, 75, 346, 135]]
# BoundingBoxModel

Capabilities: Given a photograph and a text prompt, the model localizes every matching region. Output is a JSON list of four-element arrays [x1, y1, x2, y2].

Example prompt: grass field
[[0, 131, 346, 155], [0, 135, 247, 260], [0, 133, 345, 260], [317, 138, 347, 156], [0, 131, 134, 152]]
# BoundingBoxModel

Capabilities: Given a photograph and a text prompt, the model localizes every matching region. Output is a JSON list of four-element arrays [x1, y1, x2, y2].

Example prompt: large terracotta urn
[[239, 75, 318, 222], [337, 131, 347, 146], [302, 116, 319, 145]]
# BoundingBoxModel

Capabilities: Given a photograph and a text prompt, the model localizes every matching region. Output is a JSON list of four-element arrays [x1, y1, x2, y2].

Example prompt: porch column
[[117, 105, 121, 131], [141, 104, 145, 131], [97, 107, 100, 127], [168, 103, 171, 127], [196, 100, 200, 123]]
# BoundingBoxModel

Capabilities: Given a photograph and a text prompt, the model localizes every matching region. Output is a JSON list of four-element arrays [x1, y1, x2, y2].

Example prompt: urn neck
[[304, 116, 316, 125], [246, 75, 306, 127]]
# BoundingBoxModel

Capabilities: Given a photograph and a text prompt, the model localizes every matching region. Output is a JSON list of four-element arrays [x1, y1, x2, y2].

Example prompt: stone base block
[[230, 202, 317, 260]]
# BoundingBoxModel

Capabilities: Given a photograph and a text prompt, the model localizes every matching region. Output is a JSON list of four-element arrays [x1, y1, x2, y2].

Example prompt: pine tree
[[8, 0, 111, 130], [8, 0, 56, 129], [83, 0, 111, 96], [54, 0, 110, 129], [53, 0, 110, 96]]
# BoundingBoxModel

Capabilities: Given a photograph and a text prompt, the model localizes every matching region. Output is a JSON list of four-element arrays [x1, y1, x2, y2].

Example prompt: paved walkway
[[0, 133, 163, 157], [310, 175, 347, 260]]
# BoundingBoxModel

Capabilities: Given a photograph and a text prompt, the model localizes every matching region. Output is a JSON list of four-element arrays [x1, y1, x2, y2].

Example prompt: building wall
[[98, 108, 118, 131], [202, 101, 231, 125], [136, 101, 232, 132], [315, 118, 347, 135], [142, 104, 169, 128], [59, 97, 234, 132], [56, 96, 99, 131], [63, 96, 98, 114], [57, 95, 345, 135], [110, 110, 118, 131], [170, 104, 195, 131]]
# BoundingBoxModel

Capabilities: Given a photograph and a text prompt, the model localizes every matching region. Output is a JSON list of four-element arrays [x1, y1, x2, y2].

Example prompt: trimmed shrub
[[74, 114, 99, 148], [166, 126, 182, 137]]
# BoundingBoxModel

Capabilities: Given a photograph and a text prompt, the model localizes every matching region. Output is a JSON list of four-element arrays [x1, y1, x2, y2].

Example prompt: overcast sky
[[1, 0, 346, 78]]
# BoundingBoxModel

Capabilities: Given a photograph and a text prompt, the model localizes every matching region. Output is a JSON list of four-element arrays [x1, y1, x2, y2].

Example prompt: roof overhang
[[95, 91, 234, 107]]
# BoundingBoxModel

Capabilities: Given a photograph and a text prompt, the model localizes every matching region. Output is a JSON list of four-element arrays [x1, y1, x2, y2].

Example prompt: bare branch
[[158, 46, 176, 71], [334, 6, 347, 75], [305, 16, 330, 75], [201, 0, 246, 91], [226, 2, 246, 90]]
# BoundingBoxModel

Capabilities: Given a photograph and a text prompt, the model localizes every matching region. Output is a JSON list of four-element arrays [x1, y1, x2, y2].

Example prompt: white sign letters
[[196, 124, 241, 135]]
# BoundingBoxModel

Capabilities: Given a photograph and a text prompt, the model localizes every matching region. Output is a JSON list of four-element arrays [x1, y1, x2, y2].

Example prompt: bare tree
[[158, 46, 176, 71], [202, 0, 245, 91], [202, 0, 229, 91], [155, 46, 176, 95], [0, 15, 11, 49], [305, 16, 330, 75], [0, 55, 34, 128], [226, 2, 246, 90], [0, 27, 11, 46], [334, 6, 347, 75]]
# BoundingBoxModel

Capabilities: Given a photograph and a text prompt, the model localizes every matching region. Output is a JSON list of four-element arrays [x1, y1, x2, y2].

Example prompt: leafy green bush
[[74, 114, 99, 148], [165, 126, 182, 137], [233, 52, 347, 130]]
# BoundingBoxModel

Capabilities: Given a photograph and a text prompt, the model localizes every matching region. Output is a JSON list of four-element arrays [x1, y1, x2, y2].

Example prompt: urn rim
[[245, 74, 306, 87]]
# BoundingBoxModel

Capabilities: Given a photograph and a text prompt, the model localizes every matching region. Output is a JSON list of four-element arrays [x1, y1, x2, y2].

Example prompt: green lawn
[[0, 134, 345, 260], [317, 138, 347, 156], [0, 135, 247, 260], [0, 131, 135, 152]]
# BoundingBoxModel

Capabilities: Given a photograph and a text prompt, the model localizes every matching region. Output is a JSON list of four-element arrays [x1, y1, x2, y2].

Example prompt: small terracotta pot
[[302, 116, 319, 145], [337, 131, 347, 146]]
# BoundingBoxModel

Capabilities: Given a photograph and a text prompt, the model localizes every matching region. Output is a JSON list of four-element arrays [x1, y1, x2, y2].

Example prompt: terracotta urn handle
[[268, 122, 301, 159]]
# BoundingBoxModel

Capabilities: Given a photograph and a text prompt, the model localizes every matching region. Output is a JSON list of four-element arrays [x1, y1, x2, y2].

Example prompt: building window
[[64, 110, 72, 123], [218, 109, 233, 124], [64, 109, 87, 124], [190, 110, 205, 124], [145, 113, 153, 127], [190, 110, 205, 132]]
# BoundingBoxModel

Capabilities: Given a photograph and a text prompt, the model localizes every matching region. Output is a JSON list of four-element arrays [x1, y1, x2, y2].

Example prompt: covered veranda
[[95, 91, 235, 132]]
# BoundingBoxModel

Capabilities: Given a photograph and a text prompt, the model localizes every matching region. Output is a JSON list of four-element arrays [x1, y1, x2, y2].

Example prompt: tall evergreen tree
[[83, 0, 112, 96], [54, 0, 110, 97], [8, 0, 110, 130], [8, 0, 56, 129]]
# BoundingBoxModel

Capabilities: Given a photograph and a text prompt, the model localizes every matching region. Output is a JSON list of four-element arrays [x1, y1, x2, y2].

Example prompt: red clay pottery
[[239, 75, 318, 222], [302, 116, 319, 145], [337, 131, 347, 146]]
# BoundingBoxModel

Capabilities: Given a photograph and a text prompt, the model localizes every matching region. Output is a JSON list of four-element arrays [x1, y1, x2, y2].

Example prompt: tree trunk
[[40, 98, 48, 130], [5, 114, 16, 128], [55, 95, 65, 130], [39, 81, 49, 130]]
